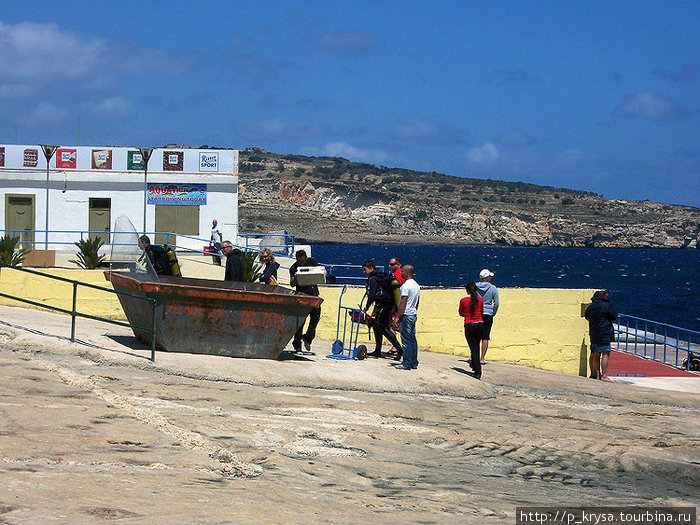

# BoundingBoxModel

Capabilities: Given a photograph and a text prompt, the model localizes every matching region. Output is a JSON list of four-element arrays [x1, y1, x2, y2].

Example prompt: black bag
[[148, 245, 172, 275], [376, 271, 394, 304]]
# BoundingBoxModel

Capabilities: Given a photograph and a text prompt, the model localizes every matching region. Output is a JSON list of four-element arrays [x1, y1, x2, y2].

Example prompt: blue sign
[[147, 183, 207, 205]]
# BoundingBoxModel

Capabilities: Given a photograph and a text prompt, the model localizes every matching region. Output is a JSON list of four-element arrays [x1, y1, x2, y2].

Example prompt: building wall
[[0, 269, 593, 376], [0, 145, 239, 251]]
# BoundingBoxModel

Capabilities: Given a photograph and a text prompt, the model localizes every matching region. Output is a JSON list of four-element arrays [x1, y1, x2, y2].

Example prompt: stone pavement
[[0, 305, 698, 524]]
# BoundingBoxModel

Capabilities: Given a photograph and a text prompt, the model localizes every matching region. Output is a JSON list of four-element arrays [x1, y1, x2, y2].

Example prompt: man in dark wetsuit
[[289, 250, 322, 352], [362, 260, 402, 358], [139, 235, 171, 276]]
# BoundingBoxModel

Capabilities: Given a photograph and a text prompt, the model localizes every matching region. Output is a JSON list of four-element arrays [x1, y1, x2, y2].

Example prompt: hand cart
[[327, 285, 368, 360]]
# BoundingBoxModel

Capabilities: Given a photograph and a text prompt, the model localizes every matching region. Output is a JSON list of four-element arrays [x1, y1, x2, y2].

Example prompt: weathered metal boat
[[105, 271, 322, 359]]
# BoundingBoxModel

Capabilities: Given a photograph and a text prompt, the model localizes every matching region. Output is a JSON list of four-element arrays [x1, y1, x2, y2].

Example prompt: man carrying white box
[[289, 250, 323, 353]]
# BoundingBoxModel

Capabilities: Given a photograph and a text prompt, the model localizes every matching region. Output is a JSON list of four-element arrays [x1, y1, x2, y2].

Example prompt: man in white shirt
[[395, 265, 420, 370], [210, 219, 223, 266]]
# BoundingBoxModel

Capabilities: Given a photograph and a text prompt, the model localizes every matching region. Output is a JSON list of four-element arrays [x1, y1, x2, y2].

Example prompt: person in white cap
[[476, 269, 499, 364]]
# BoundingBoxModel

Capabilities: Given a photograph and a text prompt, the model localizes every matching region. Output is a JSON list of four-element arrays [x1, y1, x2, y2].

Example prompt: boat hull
[[105, 271, 322, 359]]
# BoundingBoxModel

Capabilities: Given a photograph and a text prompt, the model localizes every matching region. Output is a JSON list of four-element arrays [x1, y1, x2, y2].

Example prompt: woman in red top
[[459, 282, 484, 379]]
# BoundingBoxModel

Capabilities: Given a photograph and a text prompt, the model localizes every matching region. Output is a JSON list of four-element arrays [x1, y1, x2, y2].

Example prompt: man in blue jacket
[[476, 268, 499, 364], [584, 290, 618, 381]]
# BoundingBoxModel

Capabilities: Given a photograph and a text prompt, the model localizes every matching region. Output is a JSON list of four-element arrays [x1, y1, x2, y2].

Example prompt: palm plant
[[243, 250, 263, 282], [0, 235, 32, 266], [70, 236, 106, 269]]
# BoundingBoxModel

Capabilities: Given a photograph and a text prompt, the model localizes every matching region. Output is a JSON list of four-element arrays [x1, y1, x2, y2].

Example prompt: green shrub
[[70, 237, 106, 269], [0, 235, 32, 265], [243, 251, 263, 283]]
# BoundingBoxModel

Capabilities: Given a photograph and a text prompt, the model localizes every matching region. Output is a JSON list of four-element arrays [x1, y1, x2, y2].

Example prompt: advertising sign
[[24, 148, 39, 167], [163, 151, 183, 171], [127, 150, 146, 170], [199, 152, 219, 172], [0, 147, 4, 167], [56, 148, 77, 169], [147, 183, 207, 205], [91, 149, 112, 170]]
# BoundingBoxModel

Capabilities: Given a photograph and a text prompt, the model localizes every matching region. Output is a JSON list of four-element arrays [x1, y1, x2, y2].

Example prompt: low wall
[[314, 286, 593, 376], [0, 268, 124, 320], [0, 268, 594, 376]]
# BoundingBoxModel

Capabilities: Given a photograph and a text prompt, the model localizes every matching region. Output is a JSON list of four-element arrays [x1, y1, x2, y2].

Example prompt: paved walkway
[[0, 304, 698, 524], [607, 349, 699, 393]]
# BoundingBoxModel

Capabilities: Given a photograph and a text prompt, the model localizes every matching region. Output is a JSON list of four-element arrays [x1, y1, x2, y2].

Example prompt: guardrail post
[[71, 281, 78, 342], [150, 300, 157, 362]]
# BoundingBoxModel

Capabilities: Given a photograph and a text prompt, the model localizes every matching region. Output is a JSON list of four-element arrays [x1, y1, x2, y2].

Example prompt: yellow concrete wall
[[0, 268, 594, 376], [314, 286, 595, 376], [0, 268, 125, 320]]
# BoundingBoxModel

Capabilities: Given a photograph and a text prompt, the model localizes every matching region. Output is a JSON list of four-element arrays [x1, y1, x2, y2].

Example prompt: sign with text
[[163, 150, 183, 171], [199, 152, 219, 172], [56, 148, 77, 169], [127, 150, 146, 170], [91, 149, 112, 170], [147, 183, 207, 205], [23, 148, 38, 167]]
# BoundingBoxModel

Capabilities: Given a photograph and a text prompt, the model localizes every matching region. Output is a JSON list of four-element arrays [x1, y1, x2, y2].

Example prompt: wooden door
[[5, 194, 35, 247], [88, 198, 111, 243]]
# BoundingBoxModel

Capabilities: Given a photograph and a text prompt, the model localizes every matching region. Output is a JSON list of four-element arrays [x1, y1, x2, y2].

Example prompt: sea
[[310, 245, 700, 333]]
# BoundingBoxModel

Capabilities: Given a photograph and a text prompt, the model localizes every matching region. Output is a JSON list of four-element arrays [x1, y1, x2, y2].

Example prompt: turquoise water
[[311, 245, 700, 332]]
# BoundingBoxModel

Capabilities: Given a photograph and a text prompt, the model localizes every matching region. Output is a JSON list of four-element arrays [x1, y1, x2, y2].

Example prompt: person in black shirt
[[362, 260, 402, 358], [584, 290, 618, 381], [221, 241, 244, 282], [289, 250, 321, 352], [258, 247, 280, 285]]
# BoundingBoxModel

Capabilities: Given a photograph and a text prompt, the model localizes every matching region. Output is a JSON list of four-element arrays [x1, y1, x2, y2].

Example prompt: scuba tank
[[391, 276, 401, 307], [165, 246, 181, 277]]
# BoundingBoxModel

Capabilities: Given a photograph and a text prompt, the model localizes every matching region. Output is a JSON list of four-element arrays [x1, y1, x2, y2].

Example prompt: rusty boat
[[105, 271, 322, 359]]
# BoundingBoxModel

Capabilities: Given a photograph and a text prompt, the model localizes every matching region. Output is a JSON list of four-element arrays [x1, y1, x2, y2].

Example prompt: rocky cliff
[[238, 149, 700, 248]]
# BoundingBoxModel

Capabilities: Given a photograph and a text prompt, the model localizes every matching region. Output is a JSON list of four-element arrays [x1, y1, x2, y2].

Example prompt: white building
[[0, 144, 238, 252]]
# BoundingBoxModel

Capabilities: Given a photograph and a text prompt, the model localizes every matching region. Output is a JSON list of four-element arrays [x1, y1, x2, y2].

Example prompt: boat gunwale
[[104, 270, 323, 308]]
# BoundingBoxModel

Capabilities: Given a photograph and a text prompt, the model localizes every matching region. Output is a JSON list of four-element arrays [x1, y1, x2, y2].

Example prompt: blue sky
[[1, 1, 698, 206]]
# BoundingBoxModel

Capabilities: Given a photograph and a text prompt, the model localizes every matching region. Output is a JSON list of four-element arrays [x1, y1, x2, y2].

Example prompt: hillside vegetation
[[237, 148, 700, 248]]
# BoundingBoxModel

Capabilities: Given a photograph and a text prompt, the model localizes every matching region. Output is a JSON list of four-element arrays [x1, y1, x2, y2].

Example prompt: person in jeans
[[585, 290, 618, 381], [459, 282, 484, 380], [395, 265, 420, 370]]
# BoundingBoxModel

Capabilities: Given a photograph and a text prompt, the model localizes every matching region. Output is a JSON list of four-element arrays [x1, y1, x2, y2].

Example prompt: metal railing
[[239, 232, 296, 257], [615, 314, 700, 371], [0, 263, 158, 361], [1, 228, 178, 249], [1, 228, 285, 258], [321, 264, 386, 285]]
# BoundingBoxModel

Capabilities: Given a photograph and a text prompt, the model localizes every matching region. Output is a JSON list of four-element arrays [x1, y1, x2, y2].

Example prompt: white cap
[[479, 269, 494, 279]]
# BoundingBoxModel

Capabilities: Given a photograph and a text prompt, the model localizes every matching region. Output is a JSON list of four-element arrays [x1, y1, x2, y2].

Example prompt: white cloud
[[465, 142, 499, 163], [259, 118, 287, 134], [93, 97, 132, 118], [0, 20, 193, 95], [21, 101, 69, 126], [303, 141, 387, 164], [613, 90, 690, 121], [0, 21, 105, 81]]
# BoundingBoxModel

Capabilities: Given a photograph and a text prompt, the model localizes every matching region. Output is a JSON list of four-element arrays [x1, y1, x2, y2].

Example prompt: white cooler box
[[295, 266, 327, 286]]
